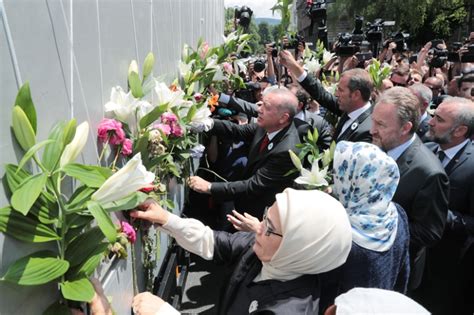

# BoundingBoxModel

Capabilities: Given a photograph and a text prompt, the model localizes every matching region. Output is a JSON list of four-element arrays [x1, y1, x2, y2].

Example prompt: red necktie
[[259, 134, 269, 153]]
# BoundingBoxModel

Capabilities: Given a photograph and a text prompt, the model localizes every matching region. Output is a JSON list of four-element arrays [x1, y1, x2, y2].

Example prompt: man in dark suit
[[408, 83, 432, 142], [370, 87, 450, 292], [416, 97, 474, 314], [218, 85, 332, 151], [188, 87, 301, 219], [279, 50, 373, 143]]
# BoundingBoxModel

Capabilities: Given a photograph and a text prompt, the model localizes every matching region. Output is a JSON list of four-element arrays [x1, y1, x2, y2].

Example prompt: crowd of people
[[88, 32, 474, 314]]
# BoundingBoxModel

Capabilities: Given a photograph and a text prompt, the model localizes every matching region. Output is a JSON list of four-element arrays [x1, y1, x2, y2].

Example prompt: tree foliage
[[328, 0, 469, 44]]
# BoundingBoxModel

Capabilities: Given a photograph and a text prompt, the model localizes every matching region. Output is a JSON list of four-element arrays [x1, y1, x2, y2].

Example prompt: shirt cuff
[[218, 93, 230, 104], [296, 71, 308, 82]]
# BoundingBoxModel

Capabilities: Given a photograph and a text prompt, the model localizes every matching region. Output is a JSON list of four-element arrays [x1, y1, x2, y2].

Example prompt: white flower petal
[[60, 121, 89, 167]]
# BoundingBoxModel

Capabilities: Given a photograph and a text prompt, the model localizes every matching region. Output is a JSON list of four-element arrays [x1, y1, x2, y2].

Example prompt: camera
[[253, 58, 266, 73], [447, 42, 462, 62], [306, 0, 327, 20], [268, 34, 304, 58], [428, 40, 448, 68], [461, 44, 474, 63], [390, 31, 410, 53], [234, 81, 261, 103], [235, 6, 253, 28], [335, 33, 361, 56], [366, 19, 395, 42]]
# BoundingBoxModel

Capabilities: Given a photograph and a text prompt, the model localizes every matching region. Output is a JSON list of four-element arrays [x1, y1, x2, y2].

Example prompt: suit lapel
[[396, 137, 420, 176], [338, 107, 372, 141], [445, 142, 472, 175], [248, 129, 266, 162]]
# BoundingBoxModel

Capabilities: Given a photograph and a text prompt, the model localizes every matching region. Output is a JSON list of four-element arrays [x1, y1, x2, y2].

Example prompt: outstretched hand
[[130, 198, 169, 225], [227, 210, 260, 233]]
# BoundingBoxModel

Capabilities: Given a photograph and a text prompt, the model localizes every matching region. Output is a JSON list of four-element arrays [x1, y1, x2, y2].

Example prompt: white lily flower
[[305, 59, 321, 75], [289, 150, 302, 171], [189, 104, 213, 132], [295, 162, 329, 188], [223, 31, 238, 44], [213, 67, 228, 82], [104, 86, 152, 135], [322, 50, 335, 65], [178, 100, 194, 118], [178, 60, 194, 78], [204, 57, 218, 70], [234, 60, 247, 74], [153, 82, 185, 108], [91, 153, 155, 204], [60, 121, 89, 167]]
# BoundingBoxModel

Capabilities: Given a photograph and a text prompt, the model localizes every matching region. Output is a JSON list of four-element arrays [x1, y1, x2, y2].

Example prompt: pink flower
[[171, 123, 184, 137], [223, 62, 233, 74], [199, 42, 209, 59], [121, 138, 133, 156], [120, 221, 136, 244], [161, 112, 178, 124], [155, 123, 171, 136], [194, 93, 203, 102], [98, 118, 126, 145]]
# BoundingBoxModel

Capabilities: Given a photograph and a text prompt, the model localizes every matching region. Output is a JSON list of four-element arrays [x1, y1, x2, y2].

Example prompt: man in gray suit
[[417, 97, 474, 314], [370, 87, 449, 292]]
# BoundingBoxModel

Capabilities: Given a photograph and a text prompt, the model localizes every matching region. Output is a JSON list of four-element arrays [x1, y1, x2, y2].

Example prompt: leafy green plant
[[1, 83, 150, 314], [368, 58, 391, 91]]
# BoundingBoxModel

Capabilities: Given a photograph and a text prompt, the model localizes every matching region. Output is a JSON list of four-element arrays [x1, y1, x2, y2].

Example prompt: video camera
[[235, 6, 253, 28], [428, 39, 448, 68], [306, 0, 327, 20], [269, 34, 305, 58], [366, 18, 395, 43], [234, 81, 261, 104], [388, 31, 410, 53], [461, 44, 474, 63]]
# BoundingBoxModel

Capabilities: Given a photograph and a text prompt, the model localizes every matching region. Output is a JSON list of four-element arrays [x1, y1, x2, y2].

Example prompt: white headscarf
[[260, 188, 352, 281], [333, 141, 400, 252], [335, 288, 430, 314]]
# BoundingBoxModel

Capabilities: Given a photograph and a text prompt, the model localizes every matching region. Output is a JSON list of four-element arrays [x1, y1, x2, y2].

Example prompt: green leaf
[[312, 128, 319, 143], [17, 139, 55, 172], [62, 164, 112, 188], [87, 201, 117, 242], [66, 226, 106, 267], [284, 168, 299, 177], [288, 150, 302, 171], [42, 122, 67, 171], [306, 129, 314, 142], [61, 278, 95, 302], [128, 71, 144, 98], [139, 103, 168, 129], [0, 251, 69, 285], [185, 104, 197, 123], [142, 52, 155, 80], [0, 207, 60, 242], [67, 213, 93, 229], [29, 203, 58, 225], [5, 164, 31, 193], [65, 185, 96, 212], [14, 82, 37, 133], [68, 243, 108, 278], [102, 191, 148, 212], [11, 173, 48, 215], [12, 106, 36, 151]]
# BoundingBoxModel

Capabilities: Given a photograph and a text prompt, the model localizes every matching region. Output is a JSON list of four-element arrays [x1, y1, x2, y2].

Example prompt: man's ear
[[401, 121, 413, 136], [324, 304, 337, 315], [453, 124, 468, 138], [280, 112, 290, 124]]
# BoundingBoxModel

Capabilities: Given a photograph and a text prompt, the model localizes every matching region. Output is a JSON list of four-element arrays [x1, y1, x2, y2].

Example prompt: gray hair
[[409, 83, 433, 108], [377, 87, 420, 134], [442, 97, 474, 138], [264, 85, 298, 120]]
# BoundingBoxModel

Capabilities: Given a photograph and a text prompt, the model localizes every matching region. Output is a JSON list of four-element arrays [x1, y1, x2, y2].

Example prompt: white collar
[[387, 134, 417, 161], [438, 139, 470, 161], [267, 129, 282, 141], [419, 111, 428, 122], [295, 111, 305, 121], [348, 102, 371, 121]]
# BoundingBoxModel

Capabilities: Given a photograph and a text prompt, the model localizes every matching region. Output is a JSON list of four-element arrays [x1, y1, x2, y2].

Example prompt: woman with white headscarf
[[127, 188, 352, 315], [329, 141, 410, 297]]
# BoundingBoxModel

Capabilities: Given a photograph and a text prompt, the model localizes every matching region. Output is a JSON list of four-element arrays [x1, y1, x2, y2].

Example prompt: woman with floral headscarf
[[327, 141, 410, 298], [127, 188, 352, 315]]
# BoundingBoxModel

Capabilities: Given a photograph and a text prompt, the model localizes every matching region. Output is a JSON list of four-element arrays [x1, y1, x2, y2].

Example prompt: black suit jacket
[[416, 114, 431, 143], [225, 95, 332, 150], [392, 136, 450, 289], [208, 119, 301, 218], [299, 73, 372, 143]]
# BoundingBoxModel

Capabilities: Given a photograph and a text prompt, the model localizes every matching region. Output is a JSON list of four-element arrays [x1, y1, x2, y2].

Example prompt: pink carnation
[[120, 221, 136, 244], [155, 123, 171, 136], [121, 138, 133, 156], [97, 118, 126, 145], [171, 123, 184, 137], [161, 112, 178, 124], [223, 62, 233, 74]]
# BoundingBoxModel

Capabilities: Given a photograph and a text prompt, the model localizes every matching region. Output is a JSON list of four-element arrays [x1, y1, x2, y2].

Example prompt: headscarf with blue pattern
[[333, 141, 400, 252]]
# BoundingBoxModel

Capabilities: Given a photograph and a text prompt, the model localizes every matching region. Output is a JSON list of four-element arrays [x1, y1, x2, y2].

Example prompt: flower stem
[[130, 242, 139, 296], [98, 138, 110, 165], [111, 146, 121, 171]]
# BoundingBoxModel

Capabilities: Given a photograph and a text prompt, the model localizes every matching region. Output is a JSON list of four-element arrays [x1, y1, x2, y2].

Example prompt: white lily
[[91, 153, 155, 205], [204, 56, 218, 70], [322, 50, 335, 65], [305, 59, 321, 75], [104, 86, 152, 135], [178, 60, 194, 78], [288, 150, 302, 171], [222, 31, 238, 44], [295, 162, 329, 188], [189, 104, 213, 132], [153, 82, 186, 108], [128, 60, 139, 76], [212, 67, 228, 82], [60, 121, 89, 167]]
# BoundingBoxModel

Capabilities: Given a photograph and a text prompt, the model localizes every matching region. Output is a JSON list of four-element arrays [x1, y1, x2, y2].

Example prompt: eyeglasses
[[263, 207, 283, 237]]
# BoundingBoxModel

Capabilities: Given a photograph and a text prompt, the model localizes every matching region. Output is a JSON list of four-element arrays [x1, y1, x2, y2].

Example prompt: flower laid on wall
[[0, 83, 151, 313]]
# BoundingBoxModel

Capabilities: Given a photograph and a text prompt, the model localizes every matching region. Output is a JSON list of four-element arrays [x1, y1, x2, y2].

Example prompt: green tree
[[258, 22, 273, 45], [327, 0, 469, 45]]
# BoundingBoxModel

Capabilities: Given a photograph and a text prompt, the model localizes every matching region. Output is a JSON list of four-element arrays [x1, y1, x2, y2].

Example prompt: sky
[[224, 0, 281, 19]]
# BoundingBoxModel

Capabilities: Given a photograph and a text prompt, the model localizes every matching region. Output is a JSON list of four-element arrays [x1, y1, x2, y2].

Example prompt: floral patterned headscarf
[[333, 141, 400, 252]]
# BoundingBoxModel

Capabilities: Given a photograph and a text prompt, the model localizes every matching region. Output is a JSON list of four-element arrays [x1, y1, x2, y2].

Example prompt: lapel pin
[[351, 122, 358, 130], [249, 300, 259, 313], [268, 143, 274, 150]]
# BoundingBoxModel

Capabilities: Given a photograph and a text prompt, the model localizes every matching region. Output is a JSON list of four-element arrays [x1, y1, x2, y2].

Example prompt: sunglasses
[[263, 207, 283, 237]]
